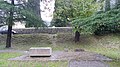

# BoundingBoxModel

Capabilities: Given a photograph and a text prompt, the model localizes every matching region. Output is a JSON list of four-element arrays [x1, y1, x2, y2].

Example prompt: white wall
[[40, 0, 55, 26]]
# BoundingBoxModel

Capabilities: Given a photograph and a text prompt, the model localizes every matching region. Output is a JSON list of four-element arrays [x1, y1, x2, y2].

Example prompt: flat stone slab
[[9, 51, 112, 61], [69, 60, 109, 67], [29, 47, 52, 57]]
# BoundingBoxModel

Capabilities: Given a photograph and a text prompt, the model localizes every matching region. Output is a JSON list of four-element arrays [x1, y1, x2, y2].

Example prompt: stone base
[[9, 51, 112, 62], [29, 47, 52, 57]]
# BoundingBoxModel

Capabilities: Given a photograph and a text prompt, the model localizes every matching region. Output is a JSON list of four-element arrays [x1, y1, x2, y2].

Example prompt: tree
[[0, 10, 6, 26], [54, 0, 102, 42], [53, 0, 101, 42], [115, 0, 120, 8], [52, 0, 71, 27], [27, 0, 40, 16], [24, 0, 45, 27], [104, 0, 110, 11], [72, 0, 102, 42], [72, 5, 120, 35], [0, 0, 45, 48], [54, 0, 102, 25], [5, 0, 14, 48]]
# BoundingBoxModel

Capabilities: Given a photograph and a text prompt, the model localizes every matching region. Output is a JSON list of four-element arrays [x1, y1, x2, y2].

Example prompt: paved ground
[[69, 60, 109, 67], [0, 50, 112, 67], [8, 51, 112, 62]]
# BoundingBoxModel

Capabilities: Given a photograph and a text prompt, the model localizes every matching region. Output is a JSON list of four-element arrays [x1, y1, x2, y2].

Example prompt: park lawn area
[[0, 33, 120, 66]]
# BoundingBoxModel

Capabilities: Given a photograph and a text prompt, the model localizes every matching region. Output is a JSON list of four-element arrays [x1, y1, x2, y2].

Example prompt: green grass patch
[[106, 61, 120, 67], [0, 52, 22, 60], [0, 61, 68, 67]]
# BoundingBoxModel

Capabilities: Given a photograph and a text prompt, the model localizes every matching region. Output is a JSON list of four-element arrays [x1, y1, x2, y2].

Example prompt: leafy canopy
[[72, 7, 120, 35], [53, 0, 102, 27]]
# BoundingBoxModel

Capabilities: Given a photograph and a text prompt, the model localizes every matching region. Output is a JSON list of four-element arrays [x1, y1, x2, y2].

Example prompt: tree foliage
[[0, 0, 45, 27], [72, 7, 120, 35], [115, 0, 120, 8], [104, 0, 110, 11], [53, 0, 102, 27]]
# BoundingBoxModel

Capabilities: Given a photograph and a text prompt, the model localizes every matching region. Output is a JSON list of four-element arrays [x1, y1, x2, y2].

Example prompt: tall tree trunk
[[6, 0, 14, 48], [105, 0, 110, 11]]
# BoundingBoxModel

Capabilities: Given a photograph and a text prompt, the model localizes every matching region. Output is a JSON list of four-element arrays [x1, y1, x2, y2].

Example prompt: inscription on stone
[[29, 47, 52, 57]]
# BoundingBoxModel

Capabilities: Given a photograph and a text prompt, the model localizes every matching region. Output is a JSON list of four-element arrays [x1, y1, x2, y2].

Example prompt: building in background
[[40, 0, 55, 26]]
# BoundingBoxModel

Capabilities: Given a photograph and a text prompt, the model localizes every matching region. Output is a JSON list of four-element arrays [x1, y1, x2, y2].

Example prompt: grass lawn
[[0, 33, 120, 66], [106, 61, 120, 67]]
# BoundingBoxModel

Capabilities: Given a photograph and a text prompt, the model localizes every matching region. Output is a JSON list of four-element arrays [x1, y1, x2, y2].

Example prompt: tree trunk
[[75, 31, 80, 42], [105, 0, 110, 11], [6, 0, 14, 48], [35, 0, 40, 15]]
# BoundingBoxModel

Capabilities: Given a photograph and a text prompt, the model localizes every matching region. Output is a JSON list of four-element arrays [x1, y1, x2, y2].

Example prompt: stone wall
[[13, 27, 73, 34]]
